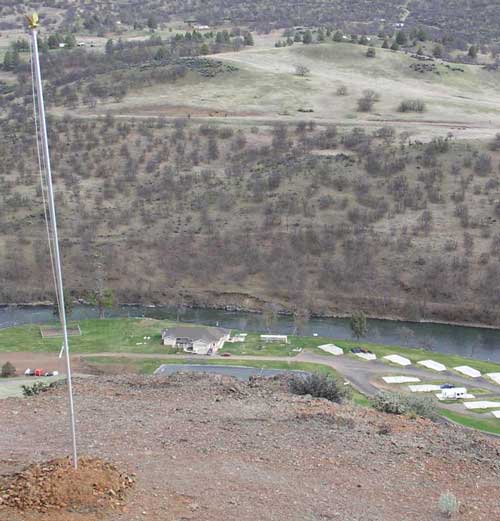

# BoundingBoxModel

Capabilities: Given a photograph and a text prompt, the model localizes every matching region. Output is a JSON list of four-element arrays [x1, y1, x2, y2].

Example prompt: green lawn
[[441, 409, 500, 436], [220, 333, 318, 356], [2, 318, 500, 376], [221, 331, 500, 374], [333, 339, 500, 375], [0, 318, 180, 354]]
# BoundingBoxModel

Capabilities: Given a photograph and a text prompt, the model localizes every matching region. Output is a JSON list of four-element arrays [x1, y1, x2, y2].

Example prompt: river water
[[1, 304, 500, 362]]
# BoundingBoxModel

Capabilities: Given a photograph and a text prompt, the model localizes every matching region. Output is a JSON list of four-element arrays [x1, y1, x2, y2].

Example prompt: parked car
[[351, 347, 361, 354], [440, 383, 455, 389], [220, 352, 231, 357]]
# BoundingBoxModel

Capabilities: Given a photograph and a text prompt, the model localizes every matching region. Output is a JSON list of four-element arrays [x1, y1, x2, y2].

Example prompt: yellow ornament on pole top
[[26, 12, 39, 30]]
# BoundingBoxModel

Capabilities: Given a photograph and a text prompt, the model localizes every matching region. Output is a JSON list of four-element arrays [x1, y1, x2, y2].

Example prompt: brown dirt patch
[[0, 457, 134, 513], [0, 352, 87, 375], [0, 374, 499, 521]]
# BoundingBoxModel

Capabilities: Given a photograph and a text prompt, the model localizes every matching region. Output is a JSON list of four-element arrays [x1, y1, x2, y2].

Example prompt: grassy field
[[440, 408, 500, 435], [91, 40, 500, 141], [1, 318, 500, 375], [0, 318, 178, 354]]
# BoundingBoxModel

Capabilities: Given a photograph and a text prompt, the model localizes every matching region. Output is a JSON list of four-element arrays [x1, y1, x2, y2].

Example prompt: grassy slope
[[103, 41, 500, 139]]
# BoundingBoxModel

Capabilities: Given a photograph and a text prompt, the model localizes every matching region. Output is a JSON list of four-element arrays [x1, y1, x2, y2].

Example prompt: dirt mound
[[0, 457, 134, 513]]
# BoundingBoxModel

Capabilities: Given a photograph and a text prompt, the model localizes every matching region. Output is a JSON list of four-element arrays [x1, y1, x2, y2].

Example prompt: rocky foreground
[[1, 374, 499, 521]]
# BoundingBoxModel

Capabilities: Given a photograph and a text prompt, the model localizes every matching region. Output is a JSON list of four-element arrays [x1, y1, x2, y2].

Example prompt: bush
[[357, 90, 380, 112], [22, 381, 52, 397], [1, 361, 16, 377], [398, 99, 425, 113], [336, 85, 348, 96], [366, 47, 376, 58], [295, 64, 310, 76], [288, 373, 349, 403], [438, 492, 459, 517], [372, 391, 438, 419]]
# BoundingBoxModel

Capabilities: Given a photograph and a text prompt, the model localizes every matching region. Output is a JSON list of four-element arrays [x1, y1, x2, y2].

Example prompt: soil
[[0, 352, 87, 375], [0, 457, 134, 513], [1, 374, 499, 521]]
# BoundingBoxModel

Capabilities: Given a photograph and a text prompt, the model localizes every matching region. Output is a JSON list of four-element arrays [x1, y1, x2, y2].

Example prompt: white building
[[260, 334, 288, 344], [161, 326, 230, 355]]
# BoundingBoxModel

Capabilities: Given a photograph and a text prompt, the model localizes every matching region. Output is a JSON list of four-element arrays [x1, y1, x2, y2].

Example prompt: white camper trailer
[[437, 387, 467, 400]]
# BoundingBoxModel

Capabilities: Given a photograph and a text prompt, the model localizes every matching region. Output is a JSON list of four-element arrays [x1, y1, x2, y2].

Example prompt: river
[[1, 304, 499, 362]]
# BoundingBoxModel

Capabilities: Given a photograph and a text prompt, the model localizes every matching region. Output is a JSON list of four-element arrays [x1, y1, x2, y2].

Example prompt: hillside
[[1, 373, 500, 520], [3, 0, 500, 48], [1, 15, 500, 326]]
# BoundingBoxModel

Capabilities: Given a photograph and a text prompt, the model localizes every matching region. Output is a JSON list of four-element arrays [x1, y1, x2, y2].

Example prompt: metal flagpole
[[27, 13, 78, 470]]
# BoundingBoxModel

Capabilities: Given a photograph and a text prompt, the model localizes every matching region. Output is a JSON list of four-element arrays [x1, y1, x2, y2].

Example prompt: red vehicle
[[34, 368, 44, 377]]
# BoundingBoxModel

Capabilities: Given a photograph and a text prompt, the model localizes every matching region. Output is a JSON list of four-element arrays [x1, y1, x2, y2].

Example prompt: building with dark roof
[[161, 325, 230, 355]]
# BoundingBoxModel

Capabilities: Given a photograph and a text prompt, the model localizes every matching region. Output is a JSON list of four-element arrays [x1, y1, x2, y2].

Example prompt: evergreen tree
[[243, 32, 254, 46], [395, 30, 407, 46], [147, 15, 158, 30], [391, 41, 400, 51], [350, 311, 367, 340], [64, 34, 76, 48], [302, 30, 313, 44], [468, 45, 478, 59], [105, 38, 114, 55], [333, 30, 343, 42]]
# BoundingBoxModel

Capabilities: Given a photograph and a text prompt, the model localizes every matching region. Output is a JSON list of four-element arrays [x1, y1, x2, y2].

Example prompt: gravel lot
[[1, 374, 499, 521]]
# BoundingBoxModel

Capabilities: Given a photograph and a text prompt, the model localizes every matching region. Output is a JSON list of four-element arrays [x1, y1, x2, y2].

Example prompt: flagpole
[[27, 14, 78, 470]]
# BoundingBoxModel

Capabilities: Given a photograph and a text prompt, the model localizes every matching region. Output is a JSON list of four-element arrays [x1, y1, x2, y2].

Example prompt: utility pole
[[26, 13, 78, 469]]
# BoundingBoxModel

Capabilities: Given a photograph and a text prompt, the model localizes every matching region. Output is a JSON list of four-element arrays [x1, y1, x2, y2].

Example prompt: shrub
[[372, 391, 438, 420], [288, 373, 349, 403], [398, 99, 425, 113], [336, 85, 348, 96], [22, 381, 52, 397], [366, 47, 376, 58], [438, 492, 459, 517], [357, 90, 380, 112], [1, 361, 16, 377], [295, 64, 310, 76]]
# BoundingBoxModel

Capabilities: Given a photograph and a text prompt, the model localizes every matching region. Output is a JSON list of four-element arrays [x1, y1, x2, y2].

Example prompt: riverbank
[[1, 317, 500, 373], [2, 300, 500, 333], [2, 304, 500, 362]]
